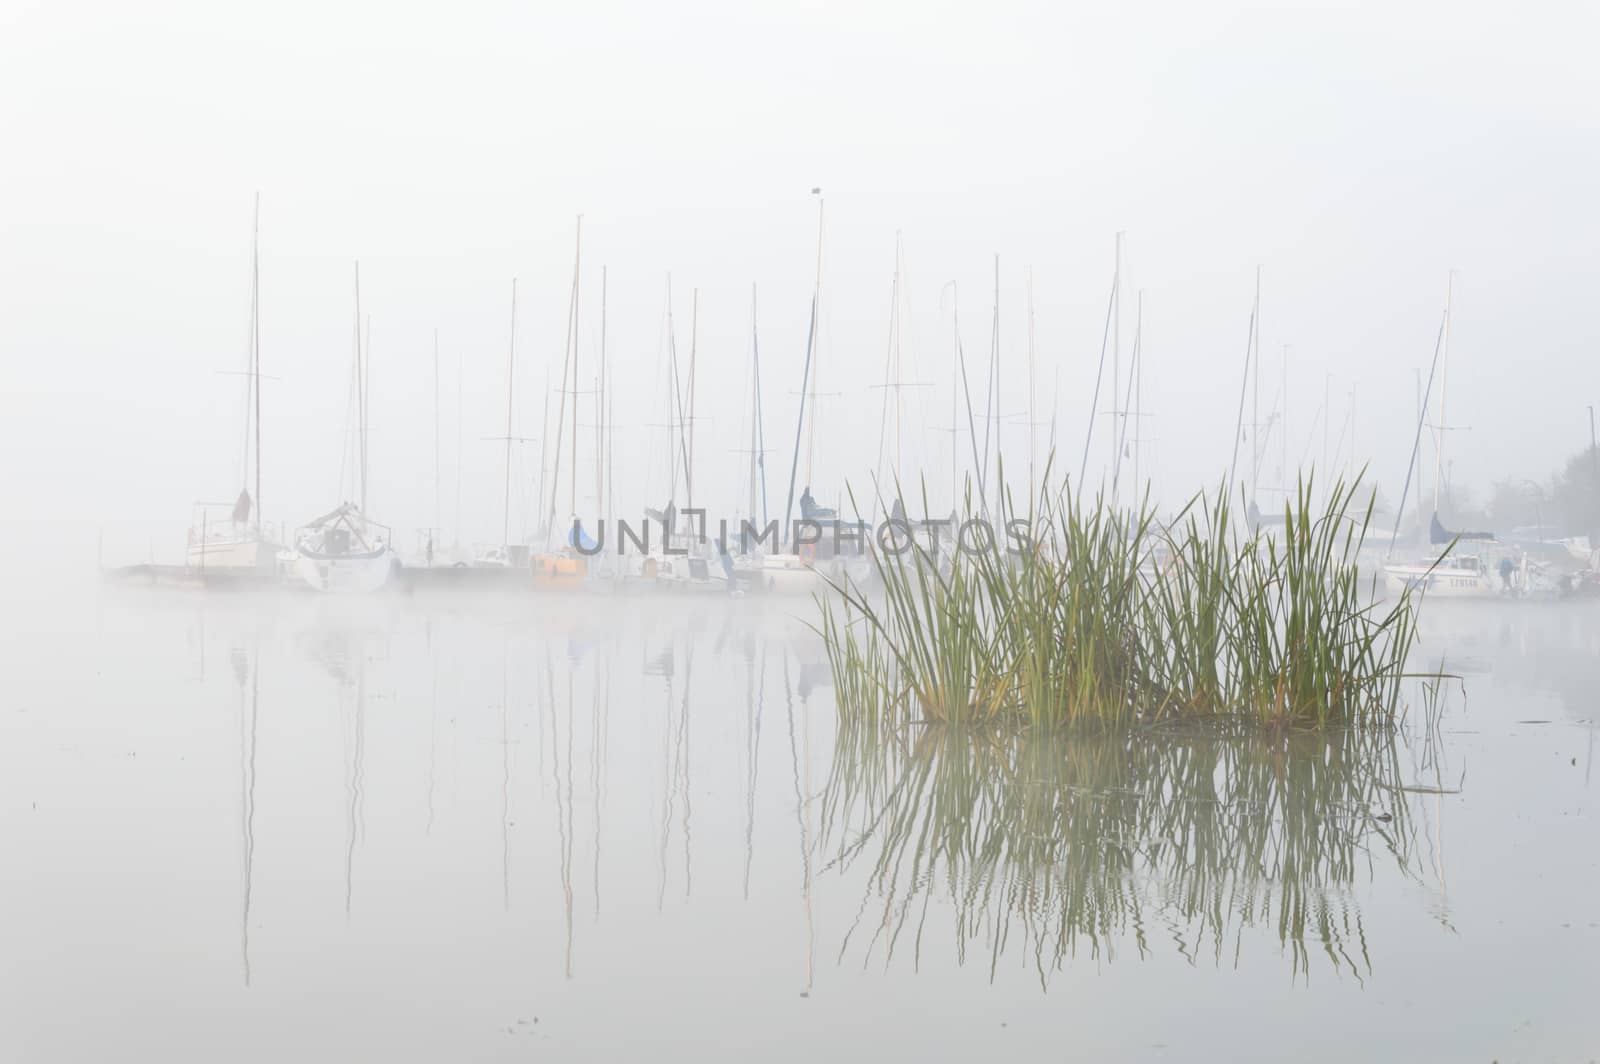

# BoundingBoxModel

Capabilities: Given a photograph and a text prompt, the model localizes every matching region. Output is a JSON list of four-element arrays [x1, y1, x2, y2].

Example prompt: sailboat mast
[[1134, 290, 1143, 495], [362, 314, 371, 515], [1433, 272, 1453, 506], [1027, 267, 1036, 504], [503, 278, 518, 548], [1323, 372, 1331, 478], [1349, 384, 1357, 482], [893, 234, 904, 488], [455, 340, 462, 550], [687, 289, 698, 514], [802, 203, 824, 494], [781, 192, 824, 543], [666, 276, 679, 505], [353, 262, 366, 513], [433, 328, 441, 551], [749, 283, 762, 524], [874, 258, 899, 499], [982, 255, 999, 513], [536, 368, 550, 538], [1251, 266, 1261, 503], [251, 193, 261, 528], [1112, 233, 1122, 503], [1281, 344, 1289, 496], [950, 285, 959, 507], [571, 217, 582, 520]]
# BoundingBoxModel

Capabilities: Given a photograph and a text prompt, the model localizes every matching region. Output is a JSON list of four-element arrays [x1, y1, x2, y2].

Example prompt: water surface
[[1, 583, 1595, 1061]]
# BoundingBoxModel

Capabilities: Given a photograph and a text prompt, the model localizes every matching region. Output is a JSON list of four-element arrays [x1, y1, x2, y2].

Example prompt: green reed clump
[[823, 482, 1020, 726], [820, 469, 1422, 731]]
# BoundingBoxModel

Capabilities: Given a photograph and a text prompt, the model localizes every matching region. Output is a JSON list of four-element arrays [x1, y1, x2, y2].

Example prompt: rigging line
[[502, 279, 518, 547], [252, 193, 262, 523], [753, 285, 770, 527], [873, 274, 899, 505], [1111, 295, 1142, 497], [1077, 268, 1119, 495], [1226, 302, 1258, 494], [781, 291, 820, 545], [664, 278, 695, 507], [1389, 313, 1450, 550], [980, 256, 999, 511], [958, 335, 988, 515], [547, 234, 581, 541]]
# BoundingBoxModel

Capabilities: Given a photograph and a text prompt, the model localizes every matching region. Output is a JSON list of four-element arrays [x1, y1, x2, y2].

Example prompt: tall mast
[[1414, 367, 1423, 526], [893, 234, 904, 487], [503, 278, 518, 548], [748, 284, 760, 523], [984, 254, 999, 512], [535, 368, 550, 537], [666, 276, 679, 504], [687, 289, 698, 514], [781, 191, 824, 543], [1026, 266, 1036, 504], [454, 338, 463, 550], [1134, 290, 1143, 495], [802, 200, 824, 494], [1433, 272, 1454, 507], [597, 266, 607, 524], [546, 220, 581, 542], [1113, 289, 1142, 496], [950, 284, 959, 507], [1251, 266, 1261, 502], [570, 217, 582, 520], [750, 283, 769, 525], [433, 328, 441, 552], [1281, 344, 1289, 495], [1226, 272, 1257, 496], [1112, 232, 1122, 504], [1323, 373, 1331, 479], [362, 313, 371, 514], [251, 193, 261, 527], [875, 245, 901, 499], [1349, 384, 1357, 482], [353, 262, 366, 513]]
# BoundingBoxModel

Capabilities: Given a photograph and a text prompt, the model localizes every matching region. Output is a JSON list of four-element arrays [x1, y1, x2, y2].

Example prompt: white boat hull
[[294, 551, 394, 594], [743, 553, 829, 594], [187, 536, 277, 570], [1383, 563, 1504, 599]]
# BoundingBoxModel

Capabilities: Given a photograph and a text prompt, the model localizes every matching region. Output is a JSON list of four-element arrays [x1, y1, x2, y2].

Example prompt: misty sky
[[2, 0, 1596, 558]]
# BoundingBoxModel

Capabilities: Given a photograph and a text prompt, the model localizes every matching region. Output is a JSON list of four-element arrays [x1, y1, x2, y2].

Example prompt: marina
[[6, 2, 1600, 1059]]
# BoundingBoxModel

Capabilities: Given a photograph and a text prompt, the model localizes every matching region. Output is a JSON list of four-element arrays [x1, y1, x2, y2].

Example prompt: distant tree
[[1549, 445, 1600, 538], [1485, 478, 1549, 533]]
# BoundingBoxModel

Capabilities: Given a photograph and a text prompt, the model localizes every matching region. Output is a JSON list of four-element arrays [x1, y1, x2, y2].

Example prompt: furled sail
[[1430, 511, 1494, 546]]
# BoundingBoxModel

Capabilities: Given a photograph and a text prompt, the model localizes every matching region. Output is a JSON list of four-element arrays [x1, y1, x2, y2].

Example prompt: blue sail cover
[[1431, 511, 1494, 546]]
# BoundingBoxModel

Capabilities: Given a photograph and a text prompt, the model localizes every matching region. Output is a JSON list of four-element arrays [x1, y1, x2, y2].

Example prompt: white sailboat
[[188, 496, 279, 572], [1381, 275, 1519, 600], [293, 502, 394, 593], [188, 195, 281, 575], [754, 191, 831, 594], [287, 262, 395, 593]]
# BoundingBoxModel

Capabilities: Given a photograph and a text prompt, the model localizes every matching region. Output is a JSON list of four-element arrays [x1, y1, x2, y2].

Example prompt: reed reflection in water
[[819, 719, 1430, 985]]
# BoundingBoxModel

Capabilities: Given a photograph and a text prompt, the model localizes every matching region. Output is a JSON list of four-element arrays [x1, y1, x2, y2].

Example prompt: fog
[[6, 7, 1600, 1060], [3, 0, 1598, 563]]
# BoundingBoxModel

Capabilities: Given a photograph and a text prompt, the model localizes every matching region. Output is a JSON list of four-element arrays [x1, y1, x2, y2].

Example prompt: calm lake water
[[1, 578, 1596, 1061]]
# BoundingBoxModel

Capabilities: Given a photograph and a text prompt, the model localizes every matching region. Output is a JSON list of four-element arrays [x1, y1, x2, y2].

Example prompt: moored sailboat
[[286, 262, 395, 593], [292, 503, 395, 593], [189, 195, 282, 577]]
